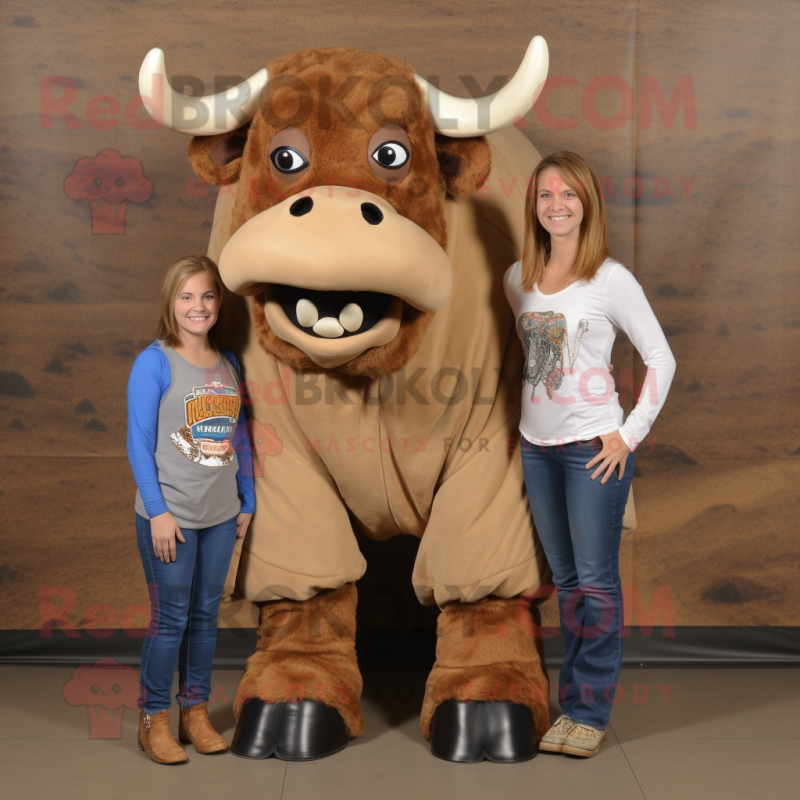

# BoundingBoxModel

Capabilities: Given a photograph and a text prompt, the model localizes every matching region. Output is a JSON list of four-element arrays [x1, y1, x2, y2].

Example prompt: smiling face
[[536, 165, 584, 245], [173, 272, 220, 344]]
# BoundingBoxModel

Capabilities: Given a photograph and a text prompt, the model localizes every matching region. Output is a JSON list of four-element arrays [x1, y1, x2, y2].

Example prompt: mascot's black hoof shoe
[[231, 699, 349, 761], [429, 700, 538, 763]]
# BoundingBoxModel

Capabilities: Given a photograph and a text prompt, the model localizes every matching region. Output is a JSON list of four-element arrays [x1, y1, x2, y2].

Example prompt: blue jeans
[[135, 513, 238, 713], [520, 437, 634, 729]]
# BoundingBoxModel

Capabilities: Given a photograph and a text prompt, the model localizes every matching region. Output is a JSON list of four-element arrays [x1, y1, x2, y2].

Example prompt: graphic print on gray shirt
[[171, 380, 239, 466]]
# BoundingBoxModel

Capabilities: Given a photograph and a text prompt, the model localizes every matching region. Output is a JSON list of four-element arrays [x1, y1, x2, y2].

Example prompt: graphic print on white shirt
[[170, 381, 240, 467], [516, 311, 589, 401]]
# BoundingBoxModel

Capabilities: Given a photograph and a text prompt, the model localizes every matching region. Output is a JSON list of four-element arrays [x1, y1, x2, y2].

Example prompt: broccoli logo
[[62, 657, 140, 738], [64, 149, 152, 234]]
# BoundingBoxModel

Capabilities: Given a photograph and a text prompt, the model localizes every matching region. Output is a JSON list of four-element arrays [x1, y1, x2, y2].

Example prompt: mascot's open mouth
[[276, 284, 395, 339]]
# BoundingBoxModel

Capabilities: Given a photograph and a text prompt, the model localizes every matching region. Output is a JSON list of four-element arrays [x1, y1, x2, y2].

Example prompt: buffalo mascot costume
[[138, 36, 620, 763]]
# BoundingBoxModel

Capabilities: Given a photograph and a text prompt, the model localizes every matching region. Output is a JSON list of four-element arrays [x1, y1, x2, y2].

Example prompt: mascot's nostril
[[290, 197, 314, 217], [361, 203, 383, 226]]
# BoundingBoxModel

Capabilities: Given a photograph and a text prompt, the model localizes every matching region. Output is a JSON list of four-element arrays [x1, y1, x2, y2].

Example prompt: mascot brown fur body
[[152, 46, 635, 752]]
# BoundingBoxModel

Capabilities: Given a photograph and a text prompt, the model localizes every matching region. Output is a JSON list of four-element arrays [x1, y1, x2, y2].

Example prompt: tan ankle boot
[[137, 709, 188, 764], [179, 703, 229, 754]]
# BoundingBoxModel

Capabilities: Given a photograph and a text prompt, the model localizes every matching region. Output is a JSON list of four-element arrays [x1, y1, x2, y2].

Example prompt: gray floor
[[3, 666, 799, 799]]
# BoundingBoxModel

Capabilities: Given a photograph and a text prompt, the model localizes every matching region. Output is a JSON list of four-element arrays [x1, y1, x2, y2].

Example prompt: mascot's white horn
[[139, 37, 548, 138], [137, 47, 268, 136], [413, 35, 549, 136]]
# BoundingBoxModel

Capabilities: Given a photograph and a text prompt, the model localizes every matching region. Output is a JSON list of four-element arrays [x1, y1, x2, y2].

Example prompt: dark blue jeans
[[520, 437, 634, 729], [135, 513, 238, 713]]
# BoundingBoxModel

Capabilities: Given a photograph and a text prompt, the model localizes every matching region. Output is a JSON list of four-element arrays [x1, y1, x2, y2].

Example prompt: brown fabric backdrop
[[1, 0, 798, 634]]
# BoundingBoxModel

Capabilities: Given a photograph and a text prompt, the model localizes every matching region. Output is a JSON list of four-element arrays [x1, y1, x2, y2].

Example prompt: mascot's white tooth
[[312, 317, 345, 338], [339, 303, 364, 332], [296, 298, 319, 327]]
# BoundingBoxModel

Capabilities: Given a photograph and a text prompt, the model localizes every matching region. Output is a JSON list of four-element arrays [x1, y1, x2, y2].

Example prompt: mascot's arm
[[412, 407, 544, 608], [412, 334, 545, 608], [227, 359, 367, 603]]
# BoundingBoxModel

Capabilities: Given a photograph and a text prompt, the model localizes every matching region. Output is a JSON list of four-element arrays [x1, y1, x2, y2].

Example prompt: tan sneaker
[[538, 714, 577, 753], [561, 722, 607, 757]]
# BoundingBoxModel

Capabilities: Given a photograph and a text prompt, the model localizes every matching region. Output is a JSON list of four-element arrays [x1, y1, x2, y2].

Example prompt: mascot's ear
[[187, 125, 250, 186], [434, 134, 492, 196]]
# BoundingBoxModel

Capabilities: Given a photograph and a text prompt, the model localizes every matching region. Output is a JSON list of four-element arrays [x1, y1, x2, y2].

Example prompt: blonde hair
[[156, 255, 228, 349], [520, 151, 609, 292]]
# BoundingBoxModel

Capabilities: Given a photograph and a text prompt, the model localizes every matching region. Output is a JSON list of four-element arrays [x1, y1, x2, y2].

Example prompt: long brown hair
[[520, 151, 609, 292], [156, 255, 229, 349]]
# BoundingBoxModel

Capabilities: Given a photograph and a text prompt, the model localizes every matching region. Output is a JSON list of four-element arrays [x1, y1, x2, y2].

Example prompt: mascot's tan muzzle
[[218, 186, 452, 369]]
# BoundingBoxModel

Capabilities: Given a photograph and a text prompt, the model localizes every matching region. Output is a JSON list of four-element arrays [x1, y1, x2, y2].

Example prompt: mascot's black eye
[[90, 684, 100, 694], [270, 147, 309, 174], [92, 177, 102, 188], [371, 141, 409, 169], [111, 684, 121, 694], [114, 178, 124, 188]]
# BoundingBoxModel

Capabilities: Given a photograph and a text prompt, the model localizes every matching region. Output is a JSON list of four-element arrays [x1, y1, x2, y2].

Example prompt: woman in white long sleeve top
[[504, 151, 676, 757]]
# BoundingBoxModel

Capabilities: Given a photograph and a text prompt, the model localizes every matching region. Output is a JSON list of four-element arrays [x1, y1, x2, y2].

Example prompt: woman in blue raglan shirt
[[127, 255, 255, 764]]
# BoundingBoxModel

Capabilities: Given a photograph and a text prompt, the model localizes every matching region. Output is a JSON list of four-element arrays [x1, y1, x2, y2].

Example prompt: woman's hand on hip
[[585, 430, 631, 484], [236, 512, 253, 540], [150, 511, 185, 563]]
